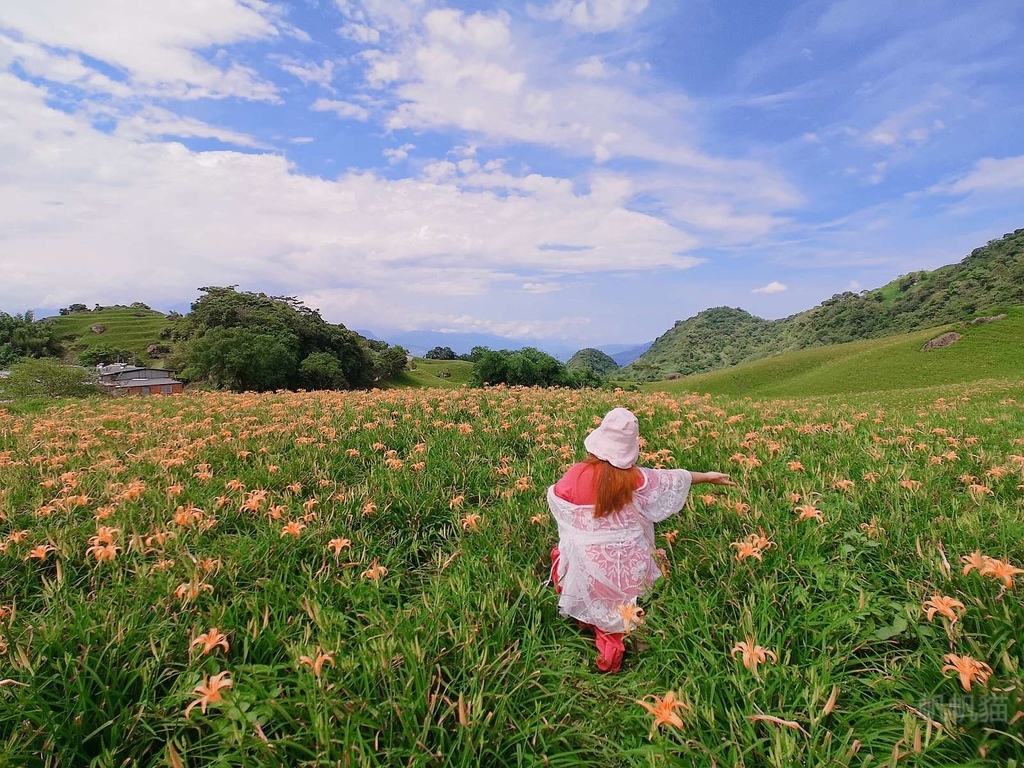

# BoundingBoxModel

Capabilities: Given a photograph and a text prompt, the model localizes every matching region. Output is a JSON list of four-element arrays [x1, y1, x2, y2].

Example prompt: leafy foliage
[[424, 346, 457, 360], [470, 347, 599, 388], [567, 348, 620, 377], [629, 228, 1024, 380], [0, 310, 63, 366], [78, 344, 139, 367], [0, 357, 98, 399], [174, 287, 390, 392]]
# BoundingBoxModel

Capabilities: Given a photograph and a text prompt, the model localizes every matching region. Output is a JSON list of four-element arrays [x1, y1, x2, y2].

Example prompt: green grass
[[383, 358, 474, 389], [43, 308, 175, 365], [1, 383, 1023, 766], [645, 306, 1024, 398]]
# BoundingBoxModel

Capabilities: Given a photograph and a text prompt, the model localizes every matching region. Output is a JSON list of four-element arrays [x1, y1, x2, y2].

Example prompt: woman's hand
[[692, 471, 738, 487]]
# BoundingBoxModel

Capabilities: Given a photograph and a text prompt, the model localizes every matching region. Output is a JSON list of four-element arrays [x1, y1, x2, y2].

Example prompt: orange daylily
[[979, 557, 1024, 589], [461, 513, 481, 531], [191, 628, 229, 655], [942, 654, 992, 691], [26, 544, 56, 561], [618, 603, 645, 634], [86, 542, 121, 562], [298, 648, 335, 677], [923, 595, 965, 623], [362, 559, 388, 580], [280, 521, 305, 538], [328, 537, 352, 556], [731, 638, 778, 675], [184, 671, 233, 718], [636, 691, 689, 738], [787, 461, 804, 471], [794, 504, 822, 522]]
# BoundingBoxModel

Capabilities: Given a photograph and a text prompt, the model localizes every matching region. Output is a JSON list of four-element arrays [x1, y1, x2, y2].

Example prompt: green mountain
[[644, 306, 1024, 398], [566, 347, 619, 376], [627, 228, 1024, 381]]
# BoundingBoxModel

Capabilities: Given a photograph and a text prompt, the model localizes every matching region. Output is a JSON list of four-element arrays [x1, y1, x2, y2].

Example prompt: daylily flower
[[636, 691, 689, 738], [942, 654, 992, 691], [731, 638, 778, 675], [923, 595, 965, 623], [961, 551, 986, 575], [794, 504, 823, 522], [191, 628, 229, 655], [86, 543, 121, 562], [328, 537, 352, 556], [280, 521, 305, 537], [298, 648, 335, 677], [529, 514, 546, 525], [26, 544, 56, 561], [184, 671, 233, 718], [787, 461, 804, 471], [618, 603, 645, 634], [362, 559, 388, 580], [979, 557, 1024, 589], [461, 513, 481, 531]]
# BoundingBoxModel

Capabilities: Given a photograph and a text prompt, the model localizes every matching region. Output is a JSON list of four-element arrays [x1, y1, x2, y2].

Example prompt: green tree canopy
[[0, 311, 63, 366], [470, 347, 594, 388], [424, 346, 457, 360], [174, 287, 387, 392]]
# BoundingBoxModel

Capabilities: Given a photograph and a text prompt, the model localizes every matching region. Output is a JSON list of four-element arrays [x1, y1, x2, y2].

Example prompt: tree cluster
[[0, 311, 63, 367], [469, 347, 601, 388], [171, 287, 405, 392]]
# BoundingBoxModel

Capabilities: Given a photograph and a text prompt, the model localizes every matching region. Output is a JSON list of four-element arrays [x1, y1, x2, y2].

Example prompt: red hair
[[585, 454, 639, 518]]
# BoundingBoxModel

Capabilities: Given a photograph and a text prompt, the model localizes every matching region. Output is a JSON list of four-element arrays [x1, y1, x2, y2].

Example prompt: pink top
[[553, 461, 644, 506], [547, 466, 692, 632]]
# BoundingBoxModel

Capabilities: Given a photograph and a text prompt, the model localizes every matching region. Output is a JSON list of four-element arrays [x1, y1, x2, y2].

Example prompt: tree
[[372, 345, 409, 381], [180, 327, 299, 392], [78, 345, 137, 367], [0, 311, 63, 366], [470, 347, 582, 388], [174, 287, 377, 391], [425, 346, 457, 360], [299, 352, 348, 390], [0, 358, 98, 399]]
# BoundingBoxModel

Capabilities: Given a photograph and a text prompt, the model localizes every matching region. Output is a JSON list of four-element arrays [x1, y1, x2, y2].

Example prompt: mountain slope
[[643, 307, 1024, 398], [628, 228, 1024, 380], [566, 348, 619, 376]]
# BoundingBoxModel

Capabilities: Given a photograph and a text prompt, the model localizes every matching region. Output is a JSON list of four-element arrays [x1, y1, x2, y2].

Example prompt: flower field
[[2, 382, 1023, 767]]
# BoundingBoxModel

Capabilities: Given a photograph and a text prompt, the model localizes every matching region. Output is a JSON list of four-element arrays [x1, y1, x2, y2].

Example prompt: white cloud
[[751, 281, 788, 294], [311, 97, 371, 121], [384, 143, 416, 163], [339, 23, 381, 44], [0, 74, 701, 333], [573, 55, 608, 79], [522, 282, 563, 294], [930, 156, 1024, 195], [0, 34, 133, 97], [112, 106, 265, 148], [0, 0, 282, 101], [277, 58, 337, 89], [530, 0, 650, 32]]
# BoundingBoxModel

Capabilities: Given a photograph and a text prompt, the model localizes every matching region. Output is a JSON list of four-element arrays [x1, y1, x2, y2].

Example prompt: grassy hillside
[[566, 347, 619, 376], [629, 227, 1024, 380], [644, 306, 1024, 398], [44, 308, 175, 366], [381, 358, 473, 389]]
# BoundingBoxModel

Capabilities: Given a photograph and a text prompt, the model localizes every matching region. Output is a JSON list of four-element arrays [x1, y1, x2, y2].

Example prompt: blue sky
[[1, 0, 1022, 346]]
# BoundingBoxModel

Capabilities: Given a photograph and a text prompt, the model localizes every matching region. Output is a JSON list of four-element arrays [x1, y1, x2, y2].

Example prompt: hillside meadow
[[2, 381, 1023, 766], [646, 307, 1024, 399]]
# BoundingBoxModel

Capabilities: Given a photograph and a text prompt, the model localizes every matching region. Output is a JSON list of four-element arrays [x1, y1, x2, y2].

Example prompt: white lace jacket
[[547, 467, 692, 633]]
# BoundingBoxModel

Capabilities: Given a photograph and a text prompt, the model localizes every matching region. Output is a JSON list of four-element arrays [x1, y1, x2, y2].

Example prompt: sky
[[1, 0, 1023, 347]]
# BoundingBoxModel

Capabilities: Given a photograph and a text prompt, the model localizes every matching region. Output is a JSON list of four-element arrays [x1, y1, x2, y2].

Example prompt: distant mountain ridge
[[627, 228, 1024, 380]]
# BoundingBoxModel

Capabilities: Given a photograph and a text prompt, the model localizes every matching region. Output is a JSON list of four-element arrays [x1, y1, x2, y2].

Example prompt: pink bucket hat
[[584, 407, 640, 469]]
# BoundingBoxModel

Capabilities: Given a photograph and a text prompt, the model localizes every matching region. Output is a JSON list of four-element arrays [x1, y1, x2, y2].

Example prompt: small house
[[95, 363, 184, 396]]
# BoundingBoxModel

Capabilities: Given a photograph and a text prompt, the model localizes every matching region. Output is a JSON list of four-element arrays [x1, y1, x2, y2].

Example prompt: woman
[[548, 407, 736, 672]]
